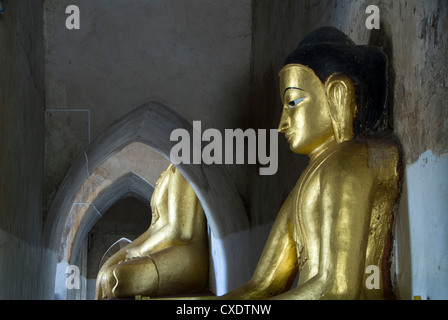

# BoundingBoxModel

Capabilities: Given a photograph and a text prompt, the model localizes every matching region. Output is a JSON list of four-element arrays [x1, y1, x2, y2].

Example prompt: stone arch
[[55, 141, 169, 264], [69, 172, 155, 264], [44, 102, 250, 298]]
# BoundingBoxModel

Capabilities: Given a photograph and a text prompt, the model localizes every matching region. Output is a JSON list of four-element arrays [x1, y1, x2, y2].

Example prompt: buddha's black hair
[[284, 27, 388, 136]]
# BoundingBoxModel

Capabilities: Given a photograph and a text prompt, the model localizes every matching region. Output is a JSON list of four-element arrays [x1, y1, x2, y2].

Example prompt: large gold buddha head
[[278, 27, 387, 155]]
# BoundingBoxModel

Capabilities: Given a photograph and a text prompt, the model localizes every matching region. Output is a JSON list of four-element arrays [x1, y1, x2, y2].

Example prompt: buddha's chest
[[291, 166, 322, 269]]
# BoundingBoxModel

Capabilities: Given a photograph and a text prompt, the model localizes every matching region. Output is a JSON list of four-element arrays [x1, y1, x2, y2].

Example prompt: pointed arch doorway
[[44, 102, 251, 299]]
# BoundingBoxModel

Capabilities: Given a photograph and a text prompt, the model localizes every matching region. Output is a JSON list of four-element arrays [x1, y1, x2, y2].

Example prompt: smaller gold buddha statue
[[221, 27, 400, 300], [95, 164, 208, 299]]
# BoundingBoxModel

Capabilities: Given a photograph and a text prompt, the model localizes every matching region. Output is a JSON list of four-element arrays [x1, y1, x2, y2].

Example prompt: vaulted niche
[[46, 103, 250, 299], [67, 174, 155, 299]]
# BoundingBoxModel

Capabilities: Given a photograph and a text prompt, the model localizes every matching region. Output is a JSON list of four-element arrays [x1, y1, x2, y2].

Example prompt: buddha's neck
[[308, 136, 338, 163]]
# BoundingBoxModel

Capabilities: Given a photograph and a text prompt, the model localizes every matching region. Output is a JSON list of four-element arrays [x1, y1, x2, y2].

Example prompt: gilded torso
[[290, 139, 399, 297], [291, 142, 339, 284]]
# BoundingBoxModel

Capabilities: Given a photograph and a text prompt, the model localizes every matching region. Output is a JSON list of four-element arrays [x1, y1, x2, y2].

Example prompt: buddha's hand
[[125, 247, 142, 260]]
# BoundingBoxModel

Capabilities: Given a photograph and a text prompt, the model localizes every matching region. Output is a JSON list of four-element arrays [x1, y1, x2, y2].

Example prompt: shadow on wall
[[366, 24, 412, 298]]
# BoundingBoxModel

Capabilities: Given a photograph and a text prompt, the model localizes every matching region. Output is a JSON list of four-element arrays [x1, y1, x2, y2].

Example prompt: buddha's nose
[[278, 110, 289, 133]]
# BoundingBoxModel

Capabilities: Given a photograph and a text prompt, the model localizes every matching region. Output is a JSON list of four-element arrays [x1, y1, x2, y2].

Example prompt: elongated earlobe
[[325, 74, 356, 143]]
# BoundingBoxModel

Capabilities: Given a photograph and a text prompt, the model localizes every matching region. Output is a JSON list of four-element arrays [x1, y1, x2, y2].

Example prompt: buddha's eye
[[288, 97, 306, 108]]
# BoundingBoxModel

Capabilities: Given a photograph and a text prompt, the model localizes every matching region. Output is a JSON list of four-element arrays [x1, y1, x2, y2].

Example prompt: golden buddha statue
[[221, 27, 400, 300], [95, 164, 208, 299]]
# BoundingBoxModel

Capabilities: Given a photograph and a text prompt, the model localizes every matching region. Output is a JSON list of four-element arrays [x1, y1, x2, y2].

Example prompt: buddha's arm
[[165, 166, 199, 243], [127, 166, 199, 257], [271, 162, 373, 300], [220, 194, 298, 300], [96, 223, 159, 298]]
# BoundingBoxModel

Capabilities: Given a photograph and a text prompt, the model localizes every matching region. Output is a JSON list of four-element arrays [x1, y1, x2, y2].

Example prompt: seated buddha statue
[[95, 164, 208, 299], [221, 27, 401, 300]]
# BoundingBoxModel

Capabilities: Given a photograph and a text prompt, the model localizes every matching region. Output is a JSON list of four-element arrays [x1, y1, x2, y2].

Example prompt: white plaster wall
[[54, 261, 69, 300], [395, 150, 448, 300], [209, 222, 272, 295]]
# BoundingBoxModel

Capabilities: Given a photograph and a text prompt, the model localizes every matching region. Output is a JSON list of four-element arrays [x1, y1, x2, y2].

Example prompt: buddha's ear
[[325, 74, 356, 143]]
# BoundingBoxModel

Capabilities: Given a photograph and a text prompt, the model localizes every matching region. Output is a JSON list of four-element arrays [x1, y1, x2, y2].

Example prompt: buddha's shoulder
[[333, 137, 398, 158], [322, 138, 400, 174]]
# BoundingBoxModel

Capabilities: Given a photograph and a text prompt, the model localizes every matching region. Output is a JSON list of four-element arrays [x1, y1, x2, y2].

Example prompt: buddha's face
[[278, 64, 334, 155]]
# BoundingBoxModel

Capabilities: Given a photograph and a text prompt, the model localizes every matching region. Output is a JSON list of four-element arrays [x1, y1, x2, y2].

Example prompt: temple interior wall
[[42, 0, 253, 223], [0, 0, 46, 299], [0, 0, 446, 299]]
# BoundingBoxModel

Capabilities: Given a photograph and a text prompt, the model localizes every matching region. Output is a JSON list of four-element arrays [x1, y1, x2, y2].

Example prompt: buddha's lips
[[285, 131, 295, 142]]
